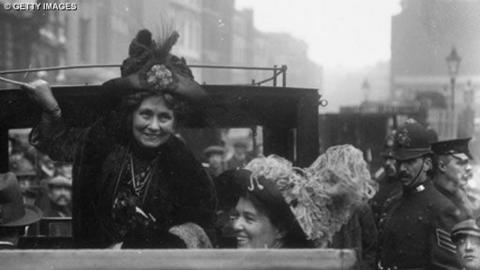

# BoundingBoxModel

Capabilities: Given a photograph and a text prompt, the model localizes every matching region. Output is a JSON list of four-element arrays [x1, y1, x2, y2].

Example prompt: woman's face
[[132, 95, 175, 148], [231, 197, 283, 249]]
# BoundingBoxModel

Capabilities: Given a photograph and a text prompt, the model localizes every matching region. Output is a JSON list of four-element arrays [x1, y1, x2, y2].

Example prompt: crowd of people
[[8, 136, 73, 219], [0, 28, 479, 270]]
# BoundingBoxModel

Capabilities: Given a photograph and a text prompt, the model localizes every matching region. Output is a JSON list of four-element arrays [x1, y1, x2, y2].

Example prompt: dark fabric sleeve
[[29, 112, 90, 162], [358, 203, 378, 270], [428, 202, 463, 270], [165, 138, 218, 241]]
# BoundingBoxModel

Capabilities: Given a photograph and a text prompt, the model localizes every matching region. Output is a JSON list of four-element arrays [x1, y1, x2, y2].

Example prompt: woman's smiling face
[[231, 197, 283, 249], [132, 95, 175, 149]]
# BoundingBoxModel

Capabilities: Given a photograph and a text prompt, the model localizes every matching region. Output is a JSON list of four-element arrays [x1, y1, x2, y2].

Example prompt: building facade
[[0, 0, 67, 86], [391, 0, 480, 139]]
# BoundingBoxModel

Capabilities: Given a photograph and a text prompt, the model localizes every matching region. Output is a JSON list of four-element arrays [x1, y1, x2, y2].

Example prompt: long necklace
[[129, 155, 154, 196]]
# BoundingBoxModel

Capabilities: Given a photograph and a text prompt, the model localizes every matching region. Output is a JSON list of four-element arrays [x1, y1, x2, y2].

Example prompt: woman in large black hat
[[219, 146, 376, 249], [23, 29, 217, 249]]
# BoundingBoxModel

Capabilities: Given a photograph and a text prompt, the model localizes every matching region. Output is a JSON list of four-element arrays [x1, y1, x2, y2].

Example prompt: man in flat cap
[[450, 219, 480, 270], [378, 119, 465, 269], [432, 138, 477, 217], [0, 172, 42, 249]]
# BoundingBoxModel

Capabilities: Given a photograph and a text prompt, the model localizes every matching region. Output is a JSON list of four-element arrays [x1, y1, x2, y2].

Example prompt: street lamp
[[362, 78, 371, 102], [446, 47, 461, 111], [446, 47, 461, 138]]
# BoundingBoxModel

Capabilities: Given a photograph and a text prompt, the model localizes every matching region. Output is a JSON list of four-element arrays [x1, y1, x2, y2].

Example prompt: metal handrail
[[0, 63, 288, 87], [253, 65, 287, 86], [0, 64, 122, 75]]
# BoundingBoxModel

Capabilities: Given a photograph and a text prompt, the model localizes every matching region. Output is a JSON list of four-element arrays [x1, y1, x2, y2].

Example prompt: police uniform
[[378, 120, 465, 270], [432, 138, 479, 218], [371, 135, 402, 227], [450, 218, 480, 243], [450, 219, 480, 270]]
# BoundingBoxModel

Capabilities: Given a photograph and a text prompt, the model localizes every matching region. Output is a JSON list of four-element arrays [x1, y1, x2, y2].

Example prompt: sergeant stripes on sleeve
[[436, 228, 456, 254]]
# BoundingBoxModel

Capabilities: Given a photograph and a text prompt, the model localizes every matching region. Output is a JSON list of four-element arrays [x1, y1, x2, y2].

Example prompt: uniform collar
[[403, 179, 432, 196]]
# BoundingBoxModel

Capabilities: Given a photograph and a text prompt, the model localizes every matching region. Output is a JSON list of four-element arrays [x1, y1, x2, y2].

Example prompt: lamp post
[[362, 79, 371, 102], [445, 47, 461, 137]]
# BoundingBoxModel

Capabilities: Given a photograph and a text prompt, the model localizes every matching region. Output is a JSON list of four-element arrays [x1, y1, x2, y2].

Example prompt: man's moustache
[[55, 195, 70, 203]]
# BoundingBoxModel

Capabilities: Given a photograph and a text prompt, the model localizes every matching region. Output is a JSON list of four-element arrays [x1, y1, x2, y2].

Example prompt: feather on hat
[[102, 29, 210, 125], [243, 145, 377, 247]]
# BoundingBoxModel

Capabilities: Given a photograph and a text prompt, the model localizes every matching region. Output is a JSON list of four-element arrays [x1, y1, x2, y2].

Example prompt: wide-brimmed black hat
[[102, 29, 211, 126], [392, 119, 433, 161], [0, 172, 42, 227], [431, 138, 473, 160]]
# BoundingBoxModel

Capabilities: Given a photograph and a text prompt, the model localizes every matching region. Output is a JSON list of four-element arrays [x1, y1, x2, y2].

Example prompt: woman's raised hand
[[21, 79, 61, 116]]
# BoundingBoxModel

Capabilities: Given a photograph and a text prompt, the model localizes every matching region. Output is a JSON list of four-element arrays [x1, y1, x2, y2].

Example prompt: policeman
[[378, 119, 464, 270], [450, 219, 480, 270], [432, 138, 477, 217], [371, 133, 402, 226]]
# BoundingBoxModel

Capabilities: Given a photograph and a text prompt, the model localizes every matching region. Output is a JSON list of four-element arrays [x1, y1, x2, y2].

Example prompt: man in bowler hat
[[0, 172, 42, 249], [378, 119, 466, 269]]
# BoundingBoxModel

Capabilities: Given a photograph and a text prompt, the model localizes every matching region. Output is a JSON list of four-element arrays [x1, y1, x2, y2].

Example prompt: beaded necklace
[[129, 154, 155, 196]]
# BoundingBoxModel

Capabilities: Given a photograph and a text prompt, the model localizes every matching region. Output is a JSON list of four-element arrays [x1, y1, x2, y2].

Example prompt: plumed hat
[[235, 145, 376, 247], [102, 29, 210, 126], [392, 119, 434, 161], [431, 138, 473, 160]]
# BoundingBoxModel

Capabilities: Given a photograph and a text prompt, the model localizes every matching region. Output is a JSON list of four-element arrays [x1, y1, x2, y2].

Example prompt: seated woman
[[226, 168, 313, 248], [22, 29, 216, 248], [223, 145, 376, 249]]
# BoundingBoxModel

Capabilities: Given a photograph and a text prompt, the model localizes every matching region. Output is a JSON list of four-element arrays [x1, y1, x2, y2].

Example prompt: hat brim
[[102, 75, 213, 127], [102, 71, 208, 103], [0, 204, 42, 227], [393, 149, 432, 161], [451, 229, 480, 243]]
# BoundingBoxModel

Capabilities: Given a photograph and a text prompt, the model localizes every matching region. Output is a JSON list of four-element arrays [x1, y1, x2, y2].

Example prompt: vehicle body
[[0, 68, 362, 269]]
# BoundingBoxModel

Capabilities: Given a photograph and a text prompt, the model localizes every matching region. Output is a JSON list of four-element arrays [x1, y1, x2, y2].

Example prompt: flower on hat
[[146, 64, 174, 91]]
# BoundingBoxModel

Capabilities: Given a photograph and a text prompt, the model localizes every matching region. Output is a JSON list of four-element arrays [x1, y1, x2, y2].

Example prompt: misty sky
[[236, 0, 402, 69]]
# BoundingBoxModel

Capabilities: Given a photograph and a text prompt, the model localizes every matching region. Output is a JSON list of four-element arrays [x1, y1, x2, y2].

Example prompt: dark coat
[[330, 203, 378, 270], [378, 180, 467, 270], [370, 172, 402, 226], [30, 115, 217, 248]]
